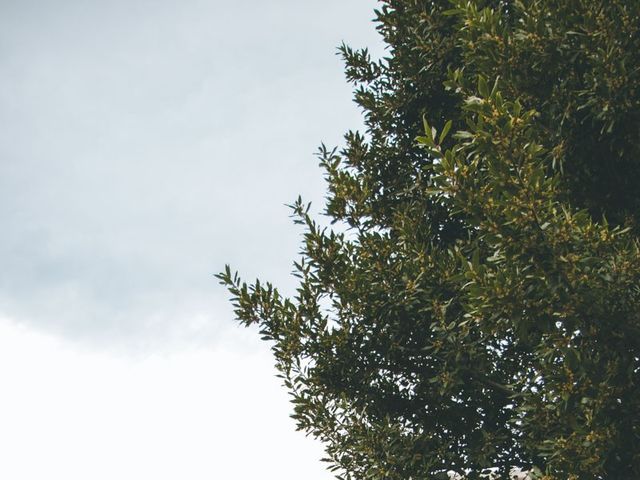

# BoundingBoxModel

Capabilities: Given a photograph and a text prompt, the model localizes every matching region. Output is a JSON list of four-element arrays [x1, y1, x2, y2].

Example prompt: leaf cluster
[[218, 1, 640, 478]]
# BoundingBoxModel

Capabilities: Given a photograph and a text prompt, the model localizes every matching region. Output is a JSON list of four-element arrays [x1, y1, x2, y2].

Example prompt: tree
[[218, 1, 640, 478]]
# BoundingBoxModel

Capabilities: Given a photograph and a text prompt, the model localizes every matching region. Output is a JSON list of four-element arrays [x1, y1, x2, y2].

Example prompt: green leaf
[[478, 76, 489, 98], [439, 120, 453, 144]]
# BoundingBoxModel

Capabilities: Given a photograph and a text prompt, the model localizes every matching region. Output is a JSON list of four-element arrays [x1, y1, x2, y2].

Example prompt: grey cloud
[[0, 0, 383, 351]]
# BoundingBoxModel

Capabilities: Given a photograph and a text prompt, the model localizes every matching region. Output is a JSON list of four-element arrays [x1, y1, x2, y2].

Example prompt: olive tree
[[218, 1, 640, 478]]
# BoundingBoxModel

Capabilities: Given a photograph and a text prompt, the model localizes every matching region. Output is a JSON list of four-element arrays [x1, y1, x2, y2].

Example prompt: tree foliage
[[218, 1, 640, 478]]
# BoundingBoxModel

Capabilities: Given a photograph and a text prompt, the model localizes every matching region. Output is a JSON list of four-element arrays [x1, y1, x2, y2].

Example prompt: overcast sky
[[0, 1, 383, 478]]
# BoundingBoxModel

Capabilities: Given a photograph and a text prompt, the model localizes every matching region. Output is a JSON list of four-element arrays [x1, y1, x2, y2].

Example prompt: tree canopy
[[218, 1, 640, 478]]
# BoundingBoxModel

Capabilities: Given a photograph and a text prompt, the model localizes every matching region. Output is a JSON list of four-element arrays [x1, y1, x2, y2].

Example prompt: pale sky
[[0, 1, 383, 478]]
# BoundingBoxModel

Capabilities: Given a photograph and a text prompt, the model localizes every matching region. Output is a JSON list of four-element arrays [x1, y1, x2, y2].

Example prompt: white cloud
[[0, 2, 384, 477], [0, 316, 333, 479]]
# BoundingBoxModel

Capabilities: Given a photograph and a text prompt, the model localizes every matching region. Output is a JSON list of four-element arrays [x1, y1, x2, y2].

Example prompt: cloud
[[0, 0, 383, 349], [0, 3, 384, 478], [0, 315, 334, 479]]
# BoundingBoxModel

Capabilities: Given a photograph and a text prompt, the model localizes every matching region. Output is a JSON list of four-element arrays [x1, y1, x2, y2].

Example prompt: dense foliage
[[218, 1, 640, 478]]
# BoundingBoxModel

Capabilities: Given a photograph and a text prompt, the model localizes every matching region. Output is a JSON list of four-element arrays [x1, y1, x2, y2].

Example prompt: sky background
[[0, 1, 384, 478]]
